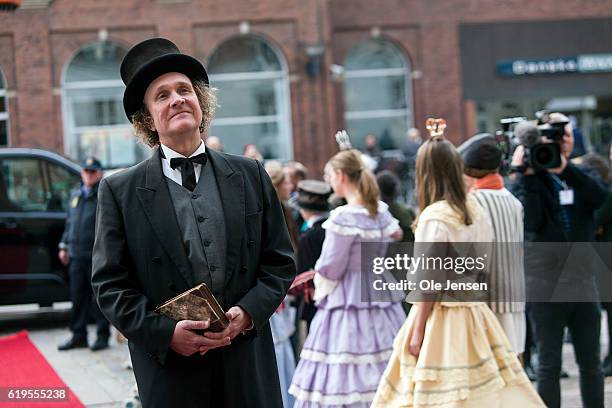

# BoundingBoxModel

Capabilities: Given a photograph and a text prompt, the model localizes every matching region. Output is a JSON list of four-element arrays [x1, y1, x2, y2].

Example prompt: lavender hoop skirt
[[289, 304, 405, 408]]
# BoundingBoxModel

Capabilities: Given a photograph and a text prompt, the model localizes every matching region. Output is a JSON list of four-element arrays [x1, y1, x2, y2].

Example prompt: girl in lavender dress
[[289, 149, 406, 407]]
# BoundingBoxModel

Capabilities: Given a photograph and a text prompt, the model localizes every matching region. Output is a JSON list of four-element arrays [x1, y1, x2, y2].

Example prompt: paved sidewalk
[[559, 326, 612, 407], [29, 327, 136, 407], [2, 311, 612, 407]]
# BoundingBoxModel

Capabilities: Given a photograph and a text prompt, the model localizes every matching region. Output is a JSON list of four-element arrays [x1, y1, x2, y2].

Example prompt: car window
[[47, 162, 80, 212], [0, 158, 48, 212]]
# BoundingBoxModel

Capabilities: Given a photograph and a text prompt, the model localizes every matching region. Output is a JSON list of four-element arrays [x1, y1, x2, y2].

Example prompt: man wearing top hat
[[58, 156, 110, 351], [91, 38, 295, 407]]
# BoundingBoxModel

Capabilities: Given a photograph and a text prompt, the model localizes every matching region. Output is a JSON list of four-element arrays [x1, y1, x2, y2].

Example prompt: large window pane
[[63, 41, 142, 168], [345, 39, 406, 70], [78, 127, 147, 168], [1, 159, 47, 212], [208, 36, 291, 160], [346, 116, 408, 151], [46, 162, 80, 212], [343, 39, 412, 151], [215, 79, 278, 118], [344, 75, 407, 112], [208, 37, 281, 74], [65, 42, 126, 83], [210, 122, 279, 159], [72, 98, 125, 127]]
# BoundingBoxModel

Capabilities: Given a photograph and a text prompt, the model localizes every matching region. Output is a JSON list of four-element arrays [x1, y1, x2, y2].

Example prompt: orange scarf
[[473, 173, 504, 190]]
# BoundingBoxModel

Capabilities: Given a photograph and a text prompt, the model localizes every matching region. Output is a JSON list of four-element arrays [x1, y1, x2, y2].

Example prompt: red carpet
[[0, 331, 84, 407]]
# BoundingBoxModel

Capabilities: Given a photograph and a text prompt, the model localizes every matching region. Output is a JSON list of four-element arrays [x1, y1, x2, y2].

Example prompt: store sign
[[497, 54, 612, 76], [578, 54, 612, 73]]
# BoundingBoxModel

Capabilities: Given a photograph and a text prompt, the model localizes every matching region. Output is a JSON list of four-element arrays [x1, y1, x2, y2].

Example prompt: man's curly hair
[[131, 80, 217, 147]]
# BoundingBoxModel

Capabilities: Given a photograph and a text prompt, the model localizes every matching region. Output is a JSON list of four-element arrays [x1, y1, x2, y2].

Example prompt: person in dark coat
[[581, 152, 612, 377], [375, 170, 414, 315], [509, 114, 606, 408], [376, 170, 415, 242], [293, 180, 332, 329], [91, 38, 295, 408], [57, 157, 110, 351]]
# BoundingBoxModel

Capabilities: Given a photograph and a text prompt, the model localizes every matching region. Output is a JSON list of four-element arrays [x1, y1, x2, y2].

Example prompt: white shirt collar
[[307, 213, 329, 228], [160, 140, 206, 186], [160, 140, 206, 160]]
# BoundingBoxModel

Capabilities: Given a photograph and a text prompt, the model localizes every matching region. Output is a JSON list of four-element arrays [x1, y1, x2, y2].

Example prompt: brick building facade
[[1, 0, 612, 172]]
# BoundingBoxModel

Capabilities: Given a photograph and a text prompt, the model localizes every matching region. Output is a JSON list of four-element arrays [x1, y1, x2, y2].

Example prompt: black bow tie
[[169, 152, 207, 191], [169, 152, 207, 170]]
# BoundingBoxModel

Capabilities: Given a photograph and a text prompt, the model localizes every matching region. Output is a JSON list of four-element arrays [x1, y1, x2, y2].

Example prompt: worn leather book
[[155, 283, 230, 332]]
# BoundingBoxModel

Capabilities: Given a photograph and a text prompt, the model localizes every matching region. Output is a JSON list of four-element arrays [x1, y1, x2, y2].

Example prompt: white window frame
[[343, 41, 414, 143], [208, 36, 293, 160], [61, 43, 134, 167]]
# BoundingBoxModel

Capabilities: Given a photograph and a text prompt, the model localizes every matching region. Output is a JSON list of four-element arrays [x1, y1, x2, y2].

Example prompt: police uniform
[[58, 157, 110, 351]]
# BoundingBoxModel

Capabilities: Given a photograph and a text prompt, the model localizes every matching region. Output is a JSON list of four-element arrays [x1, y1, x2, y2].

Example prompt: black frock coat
[[91, 147, 296, 407]]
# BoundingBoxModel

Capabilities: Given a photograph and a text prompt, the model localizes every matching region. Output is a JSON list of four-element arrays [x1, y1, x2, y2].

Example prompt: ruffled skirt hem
[[371, 302, 545, 407]]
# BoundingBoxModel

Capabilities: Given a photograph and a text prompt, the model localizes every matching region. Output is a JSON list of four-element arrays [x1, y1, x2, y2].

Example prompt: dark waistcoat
[[166, 162, 227, 299]]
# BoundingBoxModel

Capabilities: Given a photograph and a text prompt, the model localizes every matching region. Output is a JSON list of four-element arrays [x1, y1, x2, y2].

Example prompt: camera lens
[[530, 143, 561, 170], [535, 146, 553, 165]]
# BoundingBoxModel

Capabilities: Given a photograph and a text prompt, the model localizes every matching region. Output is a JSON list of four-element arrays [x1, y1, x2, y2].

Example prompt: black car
[[0, 148, 81, 306]]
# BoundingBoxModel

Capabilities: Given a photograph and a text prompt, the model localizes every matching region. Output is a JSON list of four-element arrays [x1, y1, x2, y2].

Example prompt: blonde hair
[[132, 80, 217, 147], [264, 160, 285, 189], [415, 136, 473, 226], [326, 149, 380, 218]]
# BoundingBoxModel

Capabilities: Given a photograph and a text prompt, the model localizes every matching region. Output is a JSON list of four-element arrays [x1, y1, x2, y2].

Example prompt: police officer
[[58, 157, 110, 351]]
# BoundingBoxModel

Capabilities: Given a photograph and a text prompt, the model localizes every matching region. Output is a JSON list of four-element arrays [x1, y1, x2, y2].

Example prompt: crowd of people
[[203, 109, 611, 408], [60, 37, 609, 407]]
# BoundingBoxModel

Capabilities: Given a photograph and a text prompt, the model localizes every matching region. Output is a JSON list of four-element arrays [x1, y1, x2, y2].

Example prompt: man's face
[[81, 169, 103, 187], [561, 124, 574, 158], [279, 176, 293, 201], [365, 134, 376, 148], [283, 167, 297, 193], [143, 72, 202, 140]]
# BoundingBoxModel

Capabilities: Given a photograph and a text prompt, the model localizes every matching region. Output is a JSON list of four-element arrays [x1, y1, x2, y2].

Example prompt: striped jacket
[[471, 189, 525, 314]]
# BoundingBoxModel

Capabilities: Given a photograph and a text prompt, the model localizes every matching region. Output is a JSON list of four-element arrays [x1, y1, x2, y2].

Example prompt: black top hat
[[296, 180, 332, 212], [120, 38, 209, 121]]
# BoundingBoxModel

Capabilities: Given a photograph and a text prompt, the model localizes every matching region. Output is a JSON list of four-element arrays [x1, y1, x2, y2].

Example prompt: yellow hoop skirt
[[372, 302, 545, 407]]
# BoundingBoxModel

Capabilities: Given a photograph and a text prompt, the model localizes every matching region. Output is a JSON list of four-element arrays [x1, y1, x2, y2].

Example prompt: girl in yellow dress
[[372, 135, 545, 407]]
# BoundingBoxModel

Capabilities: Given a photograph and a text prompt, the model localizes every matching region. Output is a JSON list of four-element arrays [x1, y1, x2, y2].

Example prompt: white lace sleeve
[[313, 272, 339, 302]]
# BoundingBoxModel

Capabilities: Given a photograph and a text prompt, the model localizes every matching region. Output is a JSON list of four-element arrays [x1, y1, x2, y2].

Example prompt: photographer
[[510, 113, 605, 408]]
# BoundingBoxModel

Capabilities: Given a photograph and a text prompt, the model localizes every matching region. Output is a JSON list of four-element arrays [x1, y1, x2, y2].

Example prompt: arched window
[[343, 39, 413, 150], [207, 36, 292, 159], [62, 41, 148, 168], [0, 70, 8, 146]]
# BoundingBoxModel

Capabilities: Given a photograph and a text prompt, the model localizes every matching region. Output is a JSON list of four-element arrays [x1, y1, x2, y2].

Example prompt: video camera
[[535, 110, 568, 142], [495, 111, 568, 173]]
